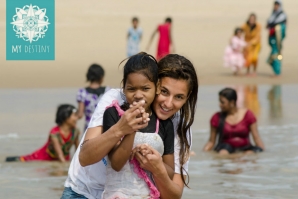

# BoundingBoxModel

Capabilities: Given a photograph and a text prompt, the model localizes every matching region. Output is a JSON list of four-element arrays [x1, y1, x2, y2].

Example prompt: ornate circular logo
[[10, 4, 50, 43]]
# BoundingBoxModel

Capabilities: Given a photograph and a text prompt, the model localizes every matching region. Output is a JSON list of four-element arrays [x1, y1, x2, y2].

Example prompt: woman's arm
[[51, 136, 66, 162], [76, 102, 85, 119], [79, 102, 149, 167], [203, 125, 217, 151], [250, 122, 265, 150]]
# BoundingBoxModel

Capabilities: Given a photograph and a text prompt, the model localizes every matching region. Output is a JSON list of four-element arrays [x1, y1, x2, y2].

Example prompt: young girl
[[224, 28, 247, 76], [102, 53, 174, 198], [76, 64, 110, 130], [6, 104, 80, 162]]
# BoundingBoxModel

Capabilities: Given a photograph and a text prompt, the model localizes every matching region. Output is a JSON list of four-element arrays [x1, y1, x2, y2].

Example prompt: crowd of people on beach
[[224, 0, 287, 77], [5, 1, 288, 199]]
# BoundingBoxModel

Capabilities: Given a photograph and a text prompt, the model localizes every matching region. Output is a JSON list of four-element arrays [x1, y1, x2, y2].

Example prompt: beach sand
[[1, 0, 298, 88]]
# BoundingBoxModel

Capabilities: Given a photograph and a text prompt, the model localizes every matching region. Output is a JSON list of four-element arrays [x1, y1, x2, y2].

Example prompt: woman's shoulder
[[242, 108, 257, 123]]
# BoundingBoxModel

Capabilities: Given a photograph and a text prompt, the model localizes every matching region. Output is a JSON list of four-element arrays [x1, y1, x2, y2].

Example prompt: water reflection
[[267, 85, 283, 118], [235, 85, 260, 117]]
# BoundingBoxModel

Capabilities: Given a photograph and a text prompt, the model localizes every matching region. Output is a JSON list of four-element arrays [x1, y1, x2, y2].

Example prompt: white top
[[65, 89, 192, 199], [127, 27, 142, 57]]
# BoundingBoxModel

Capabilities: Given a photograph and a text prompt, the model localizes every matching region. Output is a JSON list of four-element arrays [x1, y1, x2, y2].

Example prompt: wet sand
[[1, 0, 298, 88], [0, 85, 298, 198]]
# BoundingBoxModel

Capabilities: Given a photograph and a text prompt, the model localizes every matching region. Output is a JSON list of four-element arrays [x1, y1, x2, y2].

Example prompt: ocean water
[[0, 85, 297, 199]]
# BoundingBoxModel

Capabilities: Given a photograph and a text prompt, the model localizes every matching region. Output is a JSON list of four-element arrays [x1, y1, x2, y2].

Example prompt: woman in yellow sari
[[242, 13, 261, 76]]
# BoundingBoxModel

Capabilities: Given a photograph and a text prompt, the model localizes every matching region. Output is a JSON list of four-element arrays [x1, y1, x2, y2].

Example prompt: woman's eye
[[161, 89, 168, 94], [176, 95, 184, 100]]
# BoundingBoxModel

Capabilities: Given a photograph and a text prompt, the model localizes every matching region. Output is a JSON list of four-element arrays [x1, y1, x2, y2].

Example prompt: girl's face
[[237, 30, 243, 37], [153, 77, 189, 120], [65, 112, 78, 128], [219, 96, 234, 112], [124, 73, 156, 112]]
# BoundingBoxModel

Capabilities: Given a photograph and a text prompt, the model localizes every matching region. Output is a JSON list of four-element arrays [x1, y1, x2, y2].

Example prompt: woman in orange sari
[[242, 13, 261, 76]]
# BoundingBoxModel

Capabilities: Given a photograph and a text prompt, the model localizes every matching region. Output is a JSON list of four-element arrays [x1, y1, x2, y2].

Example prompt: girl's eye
[[143, 87, 150, 91], [127, 88, 135, 91]]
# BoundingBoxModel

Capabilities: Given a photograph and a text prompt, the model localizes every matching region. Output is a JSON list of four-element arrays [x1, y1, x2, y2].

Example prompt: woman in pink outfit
[[224, 28, 247, 75], [147, 17, 174, 61]]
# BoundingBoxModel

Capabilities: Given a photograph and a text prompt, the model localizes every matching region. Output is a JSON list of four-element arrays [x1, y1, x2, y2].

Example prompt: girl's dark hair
[[158, 54, 199, 187], [246, 13, 257, 31], [234, 27, 243, 35], [120, 52, 158, 110], [216, 88, 237, 146], [86, 64, 105, 83], [55, 104, 76, 125]]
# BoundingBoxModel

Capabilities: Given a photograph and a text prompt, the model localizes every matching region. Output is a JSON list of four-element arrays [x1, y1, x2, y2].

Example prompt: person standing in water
[[242, 13, 262, 76], [267, 0, 287, 77], [203, 88, 264, 155], [76, 64, 110, 131], [224, 28, 247, 76], [146, 17, 175, 61], [127, 17, 143, 57]]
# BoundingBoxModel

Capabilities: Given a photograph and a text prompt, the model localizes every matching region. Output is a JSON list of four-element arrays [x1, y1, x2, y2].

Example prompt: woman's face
[[65, 112, 78, 128], [124, 72, 156, 112], [248, 15, 256, 25], [219, 96, 234, 112], [153, 77, 189, 120]]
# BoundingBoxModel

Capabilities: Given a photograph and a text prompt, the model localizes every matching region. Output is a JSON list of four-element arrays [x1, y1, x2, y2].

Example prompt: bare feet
[[270, 74, 280, 78]]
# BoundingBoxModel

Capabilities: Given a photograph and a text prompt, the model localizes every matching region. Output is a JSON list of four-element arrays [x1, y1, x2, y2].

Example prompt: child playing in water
[[102, 53, 174, 198], [76, 64, 110, 130], [224, 28, 247, 76], [6, 104, 80, 162], [127, 17, 143, 57]]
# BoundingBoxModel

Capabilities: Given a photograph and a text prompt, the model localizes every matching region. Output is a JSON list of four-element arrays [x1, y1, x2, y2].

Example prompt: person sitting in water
[[6, 104, 80, 162], [203, 88, 264, 155]]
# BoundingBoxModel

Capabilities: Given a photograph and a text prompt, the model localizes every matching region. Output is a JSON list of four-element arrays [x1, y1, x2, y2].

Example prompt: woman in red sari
[[6, 104, 80, 162], [203, 88, 264, 155], [147, 17, 175, 61]]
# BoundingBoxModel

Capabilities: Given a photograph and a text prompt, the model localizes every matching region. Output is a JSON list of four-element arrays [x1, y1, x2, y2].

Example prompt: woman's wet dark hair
[[55, 104, 76, 125], [216, 88, 238, 149], [120, 52, 158, 110], [86, 64, 105, 83], [158, 54, 198, 187], [234, 27, 243, 36]]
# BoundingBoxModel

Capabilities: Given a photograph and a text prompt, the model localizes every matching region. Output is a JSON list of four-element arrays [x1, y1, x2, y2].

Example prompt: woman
[[267, 0, 287, 77], [242, 13, 261, 76], [62, 54, 198, 199], [203, 88, 264, 155]]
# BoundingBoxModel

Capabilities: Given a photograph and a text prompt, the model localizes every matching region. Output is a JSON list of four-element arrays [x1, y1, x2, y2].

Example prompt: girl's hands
[[114, 100, 150, 137]]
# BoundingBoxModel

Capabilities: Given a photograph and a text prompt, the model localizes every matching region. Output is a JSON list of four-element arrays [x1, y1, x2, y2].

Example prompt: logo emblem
[[11, 4, 50, 43]]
